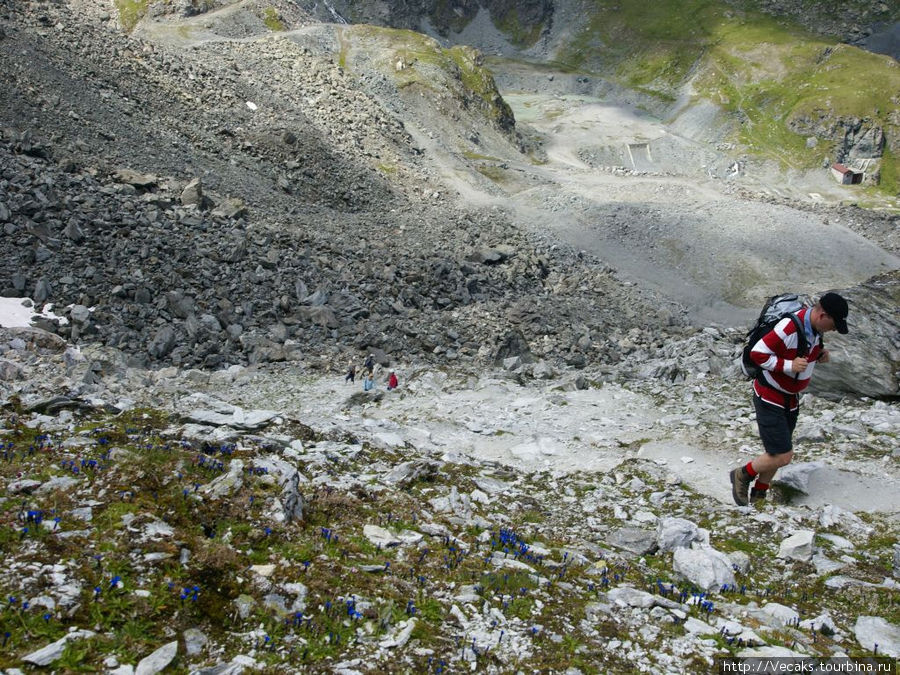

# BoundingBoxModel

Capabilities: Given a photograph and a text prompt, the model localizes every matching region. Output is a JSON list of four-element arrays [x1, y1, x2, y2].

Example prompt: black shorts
[[753, 394, 799, 455]]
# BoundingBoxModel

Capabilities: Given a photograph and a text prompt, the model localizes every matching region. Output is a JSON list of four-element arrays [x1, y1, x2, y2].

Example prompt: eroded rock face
[[789, 114, 888, 165], [808, 270, 900, 400]]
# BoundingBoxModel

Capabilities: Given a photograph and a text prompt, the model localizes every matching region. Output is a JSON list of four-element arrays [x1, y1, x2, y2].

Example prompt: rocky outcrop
[[808, 270, 900, 400], [789, 113, 889, 166]]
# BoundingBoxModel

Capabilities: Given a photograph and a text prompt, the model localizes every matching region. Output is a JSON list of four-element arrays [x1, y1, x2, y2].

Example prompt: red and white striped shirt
[[750, 307, 822, 410]]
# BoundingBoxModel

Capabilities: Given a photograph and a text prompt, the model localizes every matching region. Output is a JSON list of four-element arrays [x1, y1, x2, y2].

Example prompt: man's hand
[[818, 349, 830, 364], [790, 357, 809, 373]]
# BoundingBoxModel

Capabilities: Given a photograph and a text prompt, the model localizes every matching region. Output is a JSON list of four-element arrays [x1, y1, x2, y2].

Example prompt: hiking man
[[730, 292, 849, 505]]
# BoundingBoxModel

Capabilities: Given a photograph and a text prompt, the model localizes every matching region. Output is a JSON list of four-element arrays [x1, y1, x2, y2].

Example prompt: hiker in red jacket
[[387, 371, 398, 390], [729, 292, 849, 506]]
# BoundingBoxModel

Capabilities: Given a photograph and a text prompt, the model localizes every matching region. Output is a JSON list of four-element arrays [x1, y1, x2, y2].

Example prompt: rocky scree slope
[[0, 1, 681, 371], [0, 324, 898, 673]]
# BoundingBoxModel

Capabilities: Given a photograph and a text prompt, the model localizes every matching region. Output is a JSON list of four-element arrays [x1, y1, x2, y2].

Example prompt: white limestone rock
[[673, 546, 736, 591], [778, 530, 815, 562]]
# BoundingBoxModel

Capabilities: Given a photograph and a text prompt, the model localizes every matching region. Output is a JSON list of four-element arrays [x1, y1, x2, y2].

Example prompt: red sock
[[745, 462, 758, 478], [754, 481, 769, 491]]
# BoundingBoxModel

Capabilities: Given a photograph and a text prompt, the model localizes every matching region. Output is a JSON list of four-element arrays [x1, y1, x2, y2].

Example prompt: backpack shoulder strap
[[785, 313, 808, 357]]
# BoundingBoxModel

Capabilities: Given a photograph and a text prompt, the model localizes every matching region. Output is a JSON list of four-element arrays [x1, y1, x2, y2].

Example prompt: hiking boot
[[730, 466, 751, 506], [750, 487, 767, 503]]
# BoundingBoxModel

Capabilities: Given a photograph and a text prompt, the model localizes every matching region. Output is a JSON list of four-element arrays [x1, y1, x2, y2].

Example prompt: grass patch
[[476, 164, 509, 183], [262, 7, 285, 32], [113, 0, 148, 33]]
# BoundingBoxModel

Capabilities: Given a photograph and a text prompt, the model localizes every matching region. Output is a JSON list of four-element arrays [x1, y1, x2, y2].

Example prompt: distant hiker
[[729, 292, 849, 506], [364, 353, 375, 375], [363, 373, 375, 392], [344, 362, 356, 383], [387, 371, 398, 390]]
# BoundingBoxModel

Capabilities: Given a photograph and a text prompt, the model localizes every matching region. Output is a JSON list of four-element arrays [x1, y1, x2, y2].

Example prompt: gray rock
[[22, 636, 69, 666], [64, 220, 85, 243], [33, 278, 52, 303], [298, 305, 338, 328], [808, 274, 900, 399], [467, 247, 509, 264], [180, 178, 205, 207], [363, 524, 402, 548], [774, 462, 823, 494], [854, 616, 900, 658], [762, 602, 800, 627], [728, 551, 751, 575], [672, 546, 736, 590], [149, 326, 176, 359], [233, 595, 255, 620], [777, 530, 815, 562], [184, 407, 278, 430], [135, 640, 178, 675], [0, 358, 23, 381], [201, 459, 244, 498], [606, 527, 658, 556], [385, 460, 440, 486], [800, 613, 837, 636], [656, 517, 702, 552], [6, 478, 42, 494], [23, 630, 96, 666], [113, 169, 158, 188], [280, 471, 305, 523], [211, 197, 246, 219], [607, 585, 680, 610]]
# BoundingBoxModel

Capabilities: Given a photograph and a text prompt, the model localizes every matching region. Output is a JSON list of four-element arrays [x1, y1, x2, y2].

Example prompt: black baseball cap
[[820, 292, 848, 334]]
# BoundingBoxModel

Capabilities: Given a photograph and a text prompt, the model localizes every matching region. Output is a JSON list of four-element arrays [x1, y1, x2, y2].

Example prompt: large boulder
[[808, 270, 899, 400]]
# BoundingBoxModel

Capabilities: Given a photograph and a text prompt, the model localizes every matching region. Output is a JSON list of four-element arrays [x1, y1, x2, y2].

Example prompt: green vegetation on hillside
[[341, 26, 514, 130], [114, 0, 149, 32], [552, 0, 900, 195], [262, 7, 286, 32], [493, 7, 545, 49]]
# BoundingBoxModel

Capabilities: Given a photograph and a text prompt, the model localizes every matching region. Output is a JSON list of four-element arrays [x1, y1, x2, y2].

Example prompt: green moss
[[262, 7, 285, 32], [113, 0, 148, 33]]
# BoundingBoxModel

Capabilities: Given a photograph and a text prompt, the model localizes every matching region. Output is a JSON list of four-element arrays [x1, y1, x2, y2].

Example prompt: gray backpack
[[740, 293, 811, 380]]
